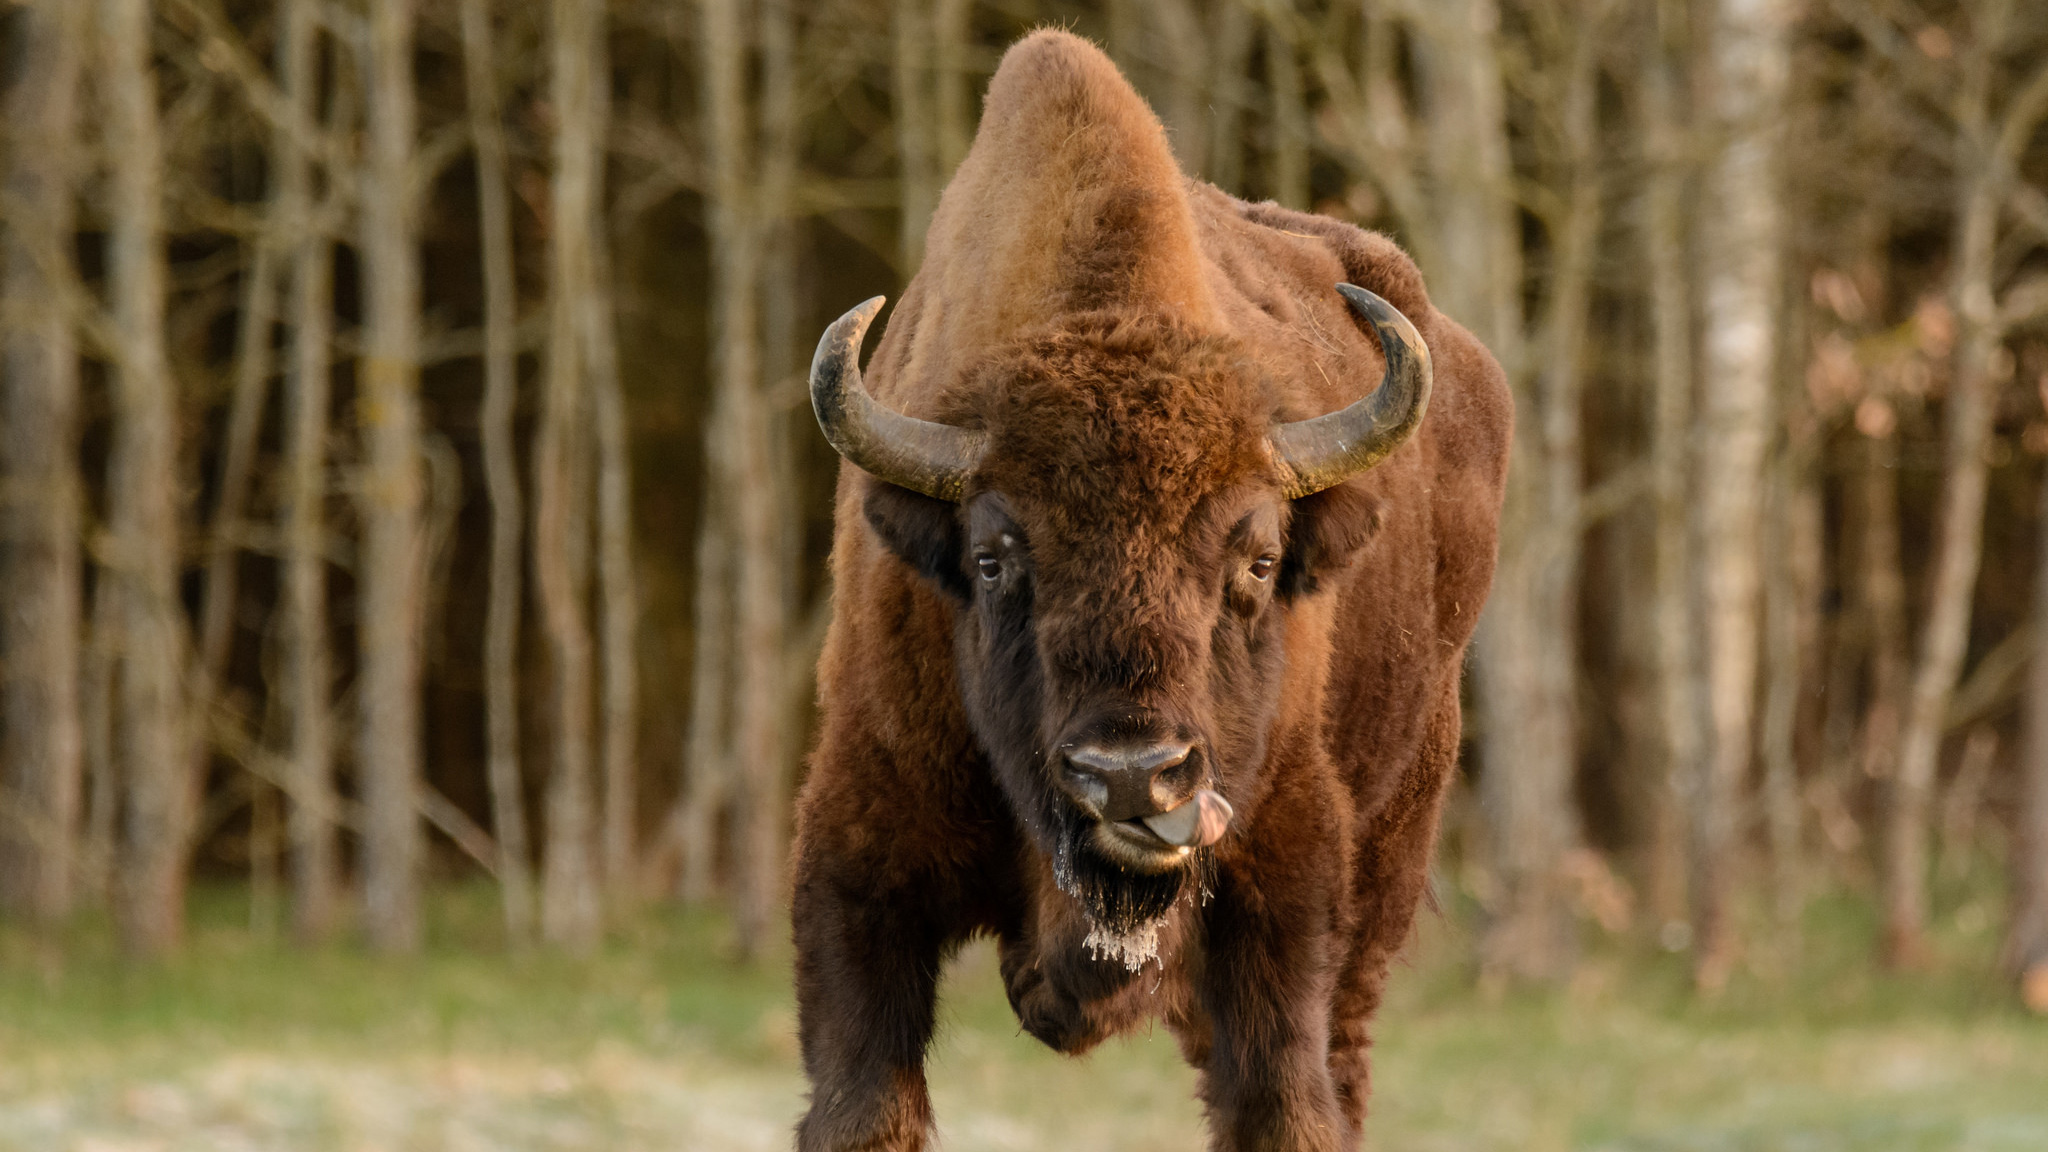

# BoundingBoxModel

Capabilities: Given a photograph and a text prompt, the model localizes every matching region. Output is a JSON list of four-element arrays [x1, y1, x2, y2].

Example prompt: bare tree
[[1688, 0, 1791, 991], [1261, 2, 1310, 209], [933, 0, 975, 175], [102, 0, 192, 957], [1637, 0, 1701, 932], [695, 0, 802, 959], [536, 0, 605, 951], [358, 0, 428, 952], [2013, 434, 2048, 1003], [0, 0, 87, 927], [894, 0, 939, 269], [1884, 0, 2048, 965], [590, 62, 641, 918], [1147, 0, 1256, 187], [1411, 0, 1588, 984], [460, 0, 536, 946], [279, 0, 342, 944]]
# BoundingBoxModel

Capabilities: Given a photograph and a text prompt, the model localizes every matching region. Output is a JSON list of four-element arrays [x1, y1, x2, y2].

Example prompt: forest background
[[2, 0, 2048, 1033]]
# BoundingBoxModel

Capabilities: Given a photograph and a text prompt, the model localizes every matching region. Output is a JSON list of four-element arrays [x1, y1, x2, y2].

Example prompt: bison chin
[[1049, 804, 1207, 953]]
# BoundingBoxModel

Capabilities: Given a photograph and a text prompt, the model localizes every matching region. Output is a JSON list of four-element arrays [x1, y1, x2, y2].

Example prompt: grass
[[1, 881, 2045, 1151]]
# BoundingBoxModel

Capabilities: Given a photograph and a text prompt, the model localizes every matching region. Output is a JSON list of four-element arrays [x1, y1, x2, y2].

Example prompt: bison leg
[[792, 870, 947, 1152], [1195, 775, 1350, 1151], [1327, 682, 1462, 1143]]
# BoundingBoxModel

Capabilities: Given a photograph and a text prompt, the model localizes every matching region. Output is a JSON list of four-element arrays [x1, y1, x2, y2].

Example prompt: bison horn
[[1269, 284, 1433, 499], [810, 296, 988, 503]]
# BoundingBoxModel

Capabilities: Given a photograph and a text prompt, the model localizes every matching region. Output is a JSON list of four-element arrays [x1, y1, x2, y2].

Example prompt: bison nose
[[1063, 742, 1193, 823]]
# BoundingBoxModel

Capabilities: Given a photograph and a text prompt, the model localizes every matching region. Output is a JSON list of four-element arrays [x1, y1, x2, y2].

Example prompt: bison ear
[[863, 479, 971, 600], [1279, 483, 1383, 598]]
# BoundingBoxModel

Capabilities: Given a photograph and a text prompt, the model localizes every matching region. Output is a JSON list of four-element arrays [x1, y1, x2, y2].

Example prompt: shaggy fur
[[791, 30, 1510, 1152]]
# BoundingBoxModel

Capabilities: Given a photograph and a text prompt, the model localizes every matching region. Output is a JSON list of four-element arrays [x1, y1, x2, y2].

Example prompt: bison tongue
[[1140, 789, 1233, 849]]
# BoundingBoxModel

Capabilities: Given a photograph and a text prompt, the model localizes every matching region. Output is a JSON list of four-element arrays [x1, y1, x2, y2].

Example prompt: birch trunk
[[1640, 0, 1700, 930], [0, 0, 86, 925], [1690, 0, 1790, 990], [460, 0, 536, 946], [279, 0, 340, 944], [358, 0, 428, 953], [537, 0, 603, 951], [103, 0, 191, 958]]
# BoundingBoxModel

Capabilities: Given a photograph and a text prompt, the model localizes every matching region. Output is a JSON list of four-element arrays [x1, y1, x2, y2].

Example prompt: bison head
[[812, 287, 1429, 941]]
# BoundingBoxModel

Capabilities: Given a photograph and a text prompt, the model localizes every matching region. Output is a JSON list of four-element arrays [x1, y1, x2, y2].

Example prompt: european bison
[[791, 29, 1509, 1152]]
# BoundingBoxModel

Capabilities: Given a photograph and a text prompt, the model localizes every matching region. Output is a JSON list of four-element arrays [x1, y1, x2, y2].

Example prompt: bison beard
[[1052, 805, 1210, 969]]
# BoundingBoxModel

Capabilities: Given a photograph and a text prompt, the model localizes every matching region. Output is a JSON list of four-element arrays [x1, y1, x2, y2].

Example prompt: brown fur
[[791, 30, 1510, 1152]]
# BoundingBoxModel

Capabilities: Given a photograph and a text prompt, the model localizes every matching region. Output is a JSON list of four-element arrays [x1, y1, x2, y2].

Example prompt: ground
[[2, 883, 2045, 1152]]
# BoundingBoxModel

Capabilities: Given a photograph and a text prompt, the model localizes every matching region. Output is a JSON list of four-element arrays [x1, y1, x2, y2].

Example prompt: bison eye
[[1248, 556, 1278, 582], [975, 552, 1002, 583]]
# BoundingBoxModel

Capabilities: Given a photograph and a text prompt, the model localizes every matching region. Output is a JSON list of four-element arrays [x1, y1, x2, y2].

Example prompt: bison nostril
[[1064, 741, 1196, 823]]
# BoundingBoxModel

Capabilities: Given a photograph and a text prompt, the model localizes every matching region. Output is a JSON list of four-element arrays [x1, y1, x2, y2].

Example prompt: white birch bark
[[1690, 0, 1790, 990]]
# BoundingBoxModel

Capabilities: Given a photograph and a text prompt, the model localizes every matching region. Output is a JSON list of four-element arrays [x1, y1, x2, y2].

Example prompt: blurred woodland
[[0, 0, 2046, 1005]]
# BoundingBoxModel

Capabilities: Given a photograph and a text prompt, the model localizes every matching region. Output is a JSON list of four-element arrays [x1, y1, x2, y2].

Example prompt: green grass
[[2, 882, 2045, 1151]]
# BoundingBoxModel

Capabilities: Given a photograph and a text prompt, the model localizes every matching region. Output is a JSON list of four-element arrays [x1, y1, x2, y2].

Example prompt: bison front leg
[[792, 866, 947, 1152], [1192, 865, 1350, 1151]]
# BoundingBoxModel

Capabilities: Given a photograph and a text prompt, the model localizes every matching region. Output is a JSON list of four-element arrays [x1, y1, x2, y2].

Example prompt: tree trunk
[[933, 0, 974, 176], [893, 0, 938, 271], [194, 233, 276, 799], [460, 0, 536, 947], [0, 0, 86, 927], [698, 0, 799, 960], [590, 78, 641, 916], [358, 0, 428, 953], [1264, 11, 1310, 209], [1202, 0, 1257, 193], [1759, 417, 1820, 936], [536, 0, 604, 952], [279, 0, 341, 945], [1857, 425, 1909, 842], [676, 503, 734, 903], [2010, 451, 2048, 999], [1689, 0, 1790, 991], [1468, 0, 1598, 985], [102, 0, 191, 958], [1639, 0, 1699, 932], [1886, 177, 2000, 967]]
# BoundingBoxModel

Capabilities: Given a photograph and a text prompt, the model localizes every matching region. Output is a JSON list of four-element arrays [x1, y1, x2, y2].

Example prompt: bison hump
[[909, 30, 1221, 373]]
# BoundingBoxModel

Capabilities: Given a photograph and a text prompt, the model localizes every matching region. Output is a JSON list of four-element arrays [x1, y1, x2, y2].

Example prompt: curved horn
[[810, 296, 988, 502], [1269, 284, 1433, 499]]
